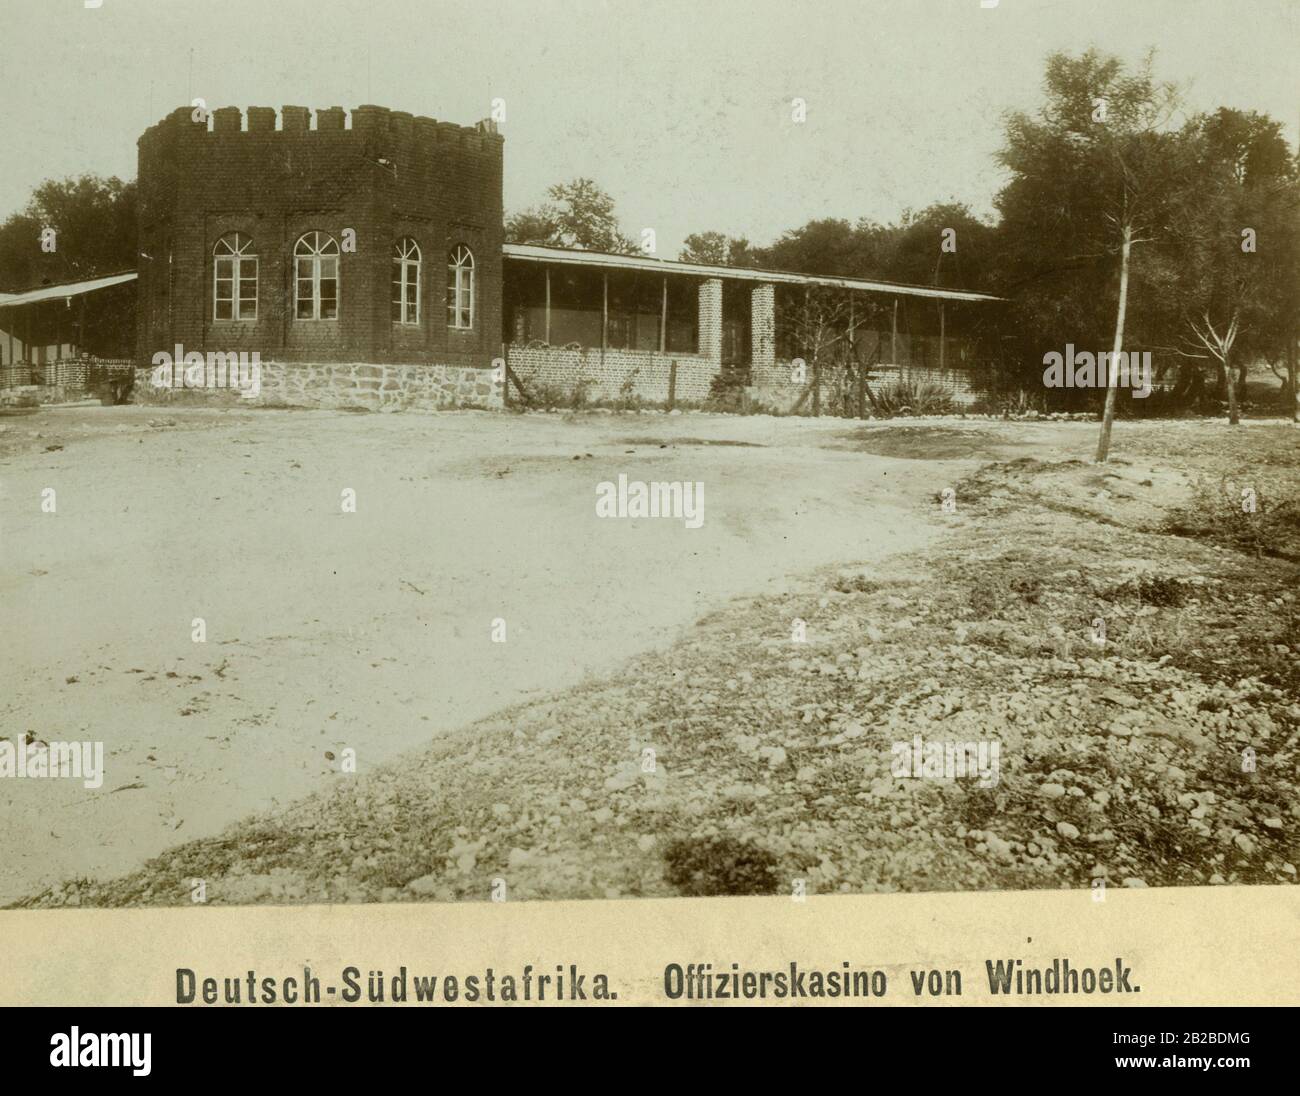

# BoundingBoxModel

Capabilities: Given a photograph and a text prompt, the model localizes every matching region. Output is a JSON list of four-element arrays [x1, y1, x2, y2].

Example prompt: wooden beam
[[544, 266, 551, 344], [659, 275, 667, 353], [891, 297, 898, 363], [601, 270, 608, 357], [505, 363, 531, 405], [939, 301, 946, 369]]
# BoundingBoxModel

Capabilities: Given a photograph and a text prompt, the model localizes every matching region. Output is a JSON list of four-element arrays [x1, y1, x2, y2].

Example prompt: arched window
[[447, 244, 474, 330], [392, 238, 421, 325], [294, 232, 339, 320], [213, 234, 257, 321]]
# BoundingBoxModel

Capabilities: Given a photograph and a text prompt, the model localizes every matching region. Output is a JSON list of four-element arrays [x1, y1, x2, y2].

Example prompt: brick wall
[[136, 105, 504, 376], [747, 358, 977, 413], [2, 357, 133, 399], [697, 279, 723, 366], [506, 344, 718, 406], [751, 283, 775, 371], [871, 363, 977, 404]]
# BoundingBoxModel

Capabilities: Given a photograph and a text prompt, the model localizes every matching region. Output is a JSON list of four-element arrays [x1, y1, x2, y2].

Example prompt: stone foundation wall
[[133, 361, 502, 411], [505, 343, 720, 406]]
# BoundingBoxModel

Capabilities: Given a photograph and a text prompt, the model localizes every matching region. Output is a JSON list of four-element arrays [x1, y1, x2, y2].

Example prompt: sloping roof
[[503, 244, 1004, 303], [0, 271, 138, 308]]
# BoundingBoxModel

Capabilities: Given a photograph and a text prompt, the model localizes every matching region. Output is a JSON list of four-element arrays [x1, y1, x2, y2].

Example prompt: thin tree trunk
[[1095, 222, 1132, 463], [1288, 332, 1298, 423], [1226, 348, 1240, 425]]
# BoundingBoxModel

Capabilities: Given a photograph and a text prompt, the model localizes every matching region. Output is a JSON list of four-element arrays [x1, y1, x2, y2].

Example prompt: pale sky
[[0, 0, 1295, 255]]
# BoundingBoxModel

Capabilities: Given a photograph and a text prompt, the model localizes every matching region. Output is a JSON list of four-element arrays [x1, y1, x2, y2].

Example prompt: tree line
[[505, 48, 1299, 442], [1, 47, 1294, 446]]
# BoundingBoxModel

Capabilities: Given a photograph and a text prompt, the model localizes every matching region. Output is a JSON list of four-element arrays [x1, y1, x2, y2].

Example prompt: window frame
[[447, 244, 475, 330], [294, 231, 340, 322], [392, 237, 422, 326], [213, 233, 258, 322]]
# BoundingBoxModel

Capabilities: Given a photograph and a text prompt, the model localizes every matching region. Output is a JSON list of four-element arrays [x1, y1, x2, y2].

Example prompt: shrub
[[1165, 477, 1300, 561], [515, 376, 592, 411], [873, 377, 956, 416], [663, 835, 781, 896], [703, 370, 751, 414], [1105, 575, 1189, 607]]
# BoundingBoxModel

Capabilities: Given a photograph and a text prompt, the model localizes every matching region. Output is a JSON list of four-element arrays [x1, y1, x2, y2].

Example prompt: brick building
[[128, 103, 1002, 412], [501, 245, 1004, 410], [136, 104, 504, 408]]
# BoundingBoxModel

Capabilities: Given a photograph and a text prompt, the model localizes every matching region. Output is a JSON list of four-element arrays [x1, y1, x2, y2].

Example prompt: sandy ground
[[11, 412, 1294, 907], [0, 405, 1082, 905]]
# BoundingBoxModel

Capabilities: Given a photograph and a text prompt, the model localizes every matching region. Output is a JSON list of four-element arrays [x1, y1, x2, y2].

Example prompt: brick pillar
[[751, 283, 775, 376], [698, 278, 722, 365]]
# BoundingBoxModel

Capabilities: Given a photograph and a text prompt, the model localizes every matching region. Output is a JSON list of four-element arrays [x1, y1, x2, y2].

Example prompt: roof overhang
[[0, 271, 138, 308], [503, 244, 1004, 303]]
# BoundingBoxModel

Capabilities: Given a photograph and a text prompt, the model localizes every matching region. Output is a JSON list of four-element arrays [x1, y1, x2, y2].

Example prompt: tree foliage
[[0, 175, 136, 291], [505, 178, 638, 254]]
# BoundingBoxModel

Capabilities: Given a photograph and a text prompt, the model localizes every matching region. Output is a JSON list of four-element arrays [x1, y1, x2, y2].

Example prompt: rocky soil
[[12, 418, 1300, 907]]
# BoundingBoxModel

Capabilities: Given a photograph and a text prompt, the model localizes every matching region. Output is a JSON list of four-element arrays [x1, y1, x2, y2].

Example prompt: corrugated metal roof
[[502, 244, 1004, 303], [0, 271, 138, 308]]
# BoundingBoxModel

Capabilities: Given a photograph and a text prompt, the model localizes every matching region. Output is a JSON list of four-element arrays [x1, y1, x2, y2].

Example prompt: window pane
[[320, 257, 337, 278], [320, 274, 337, 320], [216, 299, 233, 320]]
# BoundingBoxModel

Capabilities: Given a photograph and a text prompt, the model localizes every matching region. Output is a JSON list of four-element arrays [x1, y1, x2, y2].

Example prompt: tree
[[1164, 112, 1298, 424], [683, 207, 996, 293], [504, 178, 637, 253], [995, 50, 1186, 458], [679, 231, 754, 266], [881, 203, 996, 289], [0, 175, 136, 291]]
